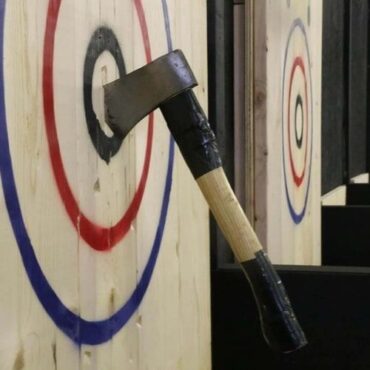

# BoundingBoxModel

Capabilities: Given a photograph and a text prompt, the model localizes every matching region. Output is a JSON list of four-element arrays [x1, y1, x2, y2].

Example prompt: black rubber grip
[[160, 90, 222, 179], [242, 251, 307, 353]]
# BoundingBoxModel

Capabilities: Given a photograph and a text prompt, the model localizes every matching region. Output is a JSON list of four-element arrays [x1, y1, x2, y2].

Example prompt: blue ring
[[0, 0, 174, 345], [281, 18, 313, 224]]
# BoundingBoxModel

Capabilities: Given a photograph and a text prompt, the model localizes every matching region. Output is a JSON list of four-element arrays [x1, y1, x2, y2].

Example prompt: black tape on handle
[[242, 251, 307, 353], [160, 90, 222, 179]]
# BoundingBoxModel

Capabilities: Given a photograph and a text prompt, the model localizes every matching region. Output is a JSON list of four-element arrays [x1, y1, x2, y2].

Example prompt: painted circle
[[287, 56, 308, 187], [83, 26, 125, 163], [282, 18, 313, 224], [294, 94, 303, 148], [43, 2, 154, 251], [0, 0, 175, 345]]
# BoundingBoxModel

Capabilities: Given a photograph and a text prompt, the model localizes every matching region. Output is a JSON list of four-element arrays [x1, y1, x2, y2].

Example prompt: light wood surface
[[0, 1, 210, 369], [234, 3, 247, 211], [351, 173, 369, 184], [321, 186, 346, 206], [253, 0, 322, 265], [244, 0, 256, 224], [197, 167, 261, 262], [321, 173, 369, 206]]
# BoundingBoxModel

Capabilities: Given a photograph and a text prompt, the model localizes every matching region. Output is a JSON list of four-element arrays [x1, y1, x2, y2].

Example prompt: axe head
[[104, 49, 198, 139]]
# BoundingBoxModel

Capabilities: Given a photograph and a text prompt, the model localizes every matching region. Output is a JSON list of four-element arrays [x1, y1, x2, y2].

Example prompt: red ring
[[287, 56, 309, 188], [43, 0, 153, 251]]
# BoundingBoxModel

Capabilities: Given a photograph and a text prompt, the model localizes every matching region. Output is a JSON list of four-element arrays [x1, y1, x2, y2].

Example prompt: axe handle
[[196, 167, 306, 353], [160, 90, 307, 353], [196, 167, 260, 261]]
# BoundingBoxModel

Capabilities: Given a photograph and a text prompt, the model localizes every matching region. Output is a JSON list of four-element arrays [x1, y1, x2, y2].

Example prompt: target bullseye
[[282, 19, 313, 224], [0, 0, 174, 345], [295, 95, 303, 149], [83, 26, 126, 162], [43, 11, 154, 251]]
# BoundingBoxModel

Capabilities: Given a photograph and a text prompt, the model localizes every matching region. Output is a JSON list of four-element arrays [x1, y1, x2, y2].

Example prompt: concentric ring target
[[0, 0, 174, 345], [44, 7, 154, 251], [282, 18, 313, 224]]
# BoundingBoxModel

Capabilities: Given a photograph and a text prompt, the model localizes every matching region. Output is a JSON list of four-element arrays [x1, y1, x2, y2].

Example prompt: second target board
[[282, 18, 313, 225]]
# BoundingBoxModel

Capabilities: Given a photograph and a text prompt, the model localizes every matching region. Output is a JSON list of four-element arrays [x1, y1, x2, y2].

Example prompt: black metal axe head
[[104, 50, 197, 139]]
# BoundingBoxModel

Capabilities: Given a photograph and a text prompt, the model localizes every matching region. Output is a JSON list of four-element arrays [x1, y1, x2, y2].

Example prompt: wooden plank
[[254, 0, 322, 265], [136, 1, 211, 368], [244, 0, 255, 225], [350, 172, 369, 184], [0, 1, 210, 369], [234, 4, 246, 211], [321, 185, 346, 206], [321, 172, 370, 207], [253, 0, 268, 249]]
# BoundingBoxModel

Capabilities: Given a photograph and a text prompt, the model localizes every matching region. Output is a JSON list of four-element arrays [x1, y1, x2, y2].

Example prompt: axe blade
[[104, 49, 197, 139]]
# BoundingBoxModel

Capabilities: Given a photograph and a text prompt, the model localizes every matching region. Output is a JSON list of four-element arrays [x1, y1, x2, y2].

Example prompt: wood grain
[[0, 1, 210, 369], [253, 0, 322, 265], [197, 167, 261, 262]]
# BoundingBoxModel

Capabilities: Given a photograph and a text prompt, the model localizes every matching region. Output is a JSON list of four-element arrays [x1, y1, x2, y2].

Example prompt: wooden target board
[[254, 0, 322, 265], [0, 1, 210, 369]]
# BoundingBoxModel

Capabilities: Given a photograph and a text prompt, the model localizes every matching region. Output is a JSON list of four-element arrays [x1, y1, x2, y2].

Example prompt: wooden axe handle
[[196, 167, 261, 261], [160, 90, 307, 353]]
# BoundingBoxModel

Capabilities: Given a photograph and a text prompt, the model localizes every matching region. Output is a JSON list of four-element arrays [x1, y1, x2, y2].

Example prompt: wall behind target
[[253, 0, 322, 265], [0, 1, 210, 369]]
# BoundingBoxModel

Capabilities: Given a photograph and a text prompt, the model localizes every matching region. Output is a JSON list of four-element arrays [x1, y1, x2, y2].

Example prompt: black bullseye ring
[[294, 94, 304, 149], [83, 26, 126, 163]]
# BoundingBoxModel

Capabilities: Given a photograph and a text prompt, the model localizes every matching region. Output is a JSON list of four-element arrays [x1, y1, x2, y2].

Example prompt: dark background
[[207, 1, 370, 369]]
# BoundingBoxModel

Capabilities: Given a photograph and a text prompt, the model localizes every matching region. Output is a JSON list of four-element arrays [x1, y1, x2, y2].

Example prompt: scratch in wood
[[101, 65, 108, 85], [136, 315, 143, 329], [94, 178, 101, 192], [77, 214, 82, 241], [110, 288, 116, 313], [52, 342, 57, 368], [13, 348, 24, 370], [176, 241, 180, 258], [255, 90, 266, 108], [83, 350, 92, 366], [68, 305, 79, 315]]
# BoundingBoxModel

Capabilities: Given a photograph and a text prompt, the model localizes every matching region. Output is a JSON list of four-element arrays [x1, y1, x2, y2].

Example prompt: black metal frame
[[322, 0, 369, 193], [208, 2, 370, 368], [207, 0, 236, 268]]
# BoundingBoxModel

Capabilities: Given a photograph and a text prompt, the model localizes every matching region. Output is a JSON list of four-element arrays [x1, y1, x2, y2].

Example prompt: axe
[[104, 50, 307, 353]]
